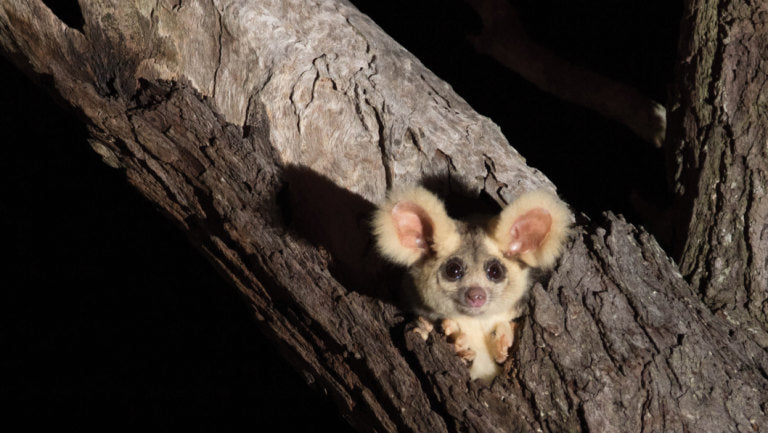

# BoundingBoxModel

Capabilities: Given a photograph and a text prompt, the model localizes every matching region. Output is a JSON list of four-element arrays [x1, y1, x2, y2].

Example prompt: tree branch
[[2, 0, 767, 431], [466, 0, 666, 147], [667, 0, 768, 347]]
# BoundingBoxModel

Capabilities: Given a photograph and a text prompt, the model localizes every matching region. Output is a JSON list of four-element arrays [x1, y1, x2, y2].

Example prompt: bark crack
[[211, 0, 223, 100], [482, 155, 508, 204], [372, 101, 391, 190], [420, 73, 454, 112]]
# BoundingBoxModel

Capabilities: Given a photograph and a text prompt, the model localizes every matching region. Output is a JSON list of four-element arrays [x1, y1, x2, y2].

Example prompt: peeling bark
[[2, 0, 767, 432]]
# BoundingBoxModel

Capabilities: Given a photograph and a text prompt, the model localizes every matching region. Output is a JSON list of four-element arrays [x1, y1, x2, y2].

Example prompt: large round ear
[[373, 187, 460, 266], [491, 190, 572, 268]]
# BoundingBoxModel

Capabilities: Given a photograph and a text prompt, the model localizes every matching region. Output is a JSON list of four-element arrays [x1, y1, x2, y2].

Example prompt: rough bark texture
[[667, 0, 768, 347], [2, 1, 767, 432]]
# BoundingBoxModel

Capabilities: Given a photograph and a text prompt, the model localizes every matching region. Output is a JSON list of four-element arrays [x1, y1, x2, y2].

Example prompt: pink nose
[[464, 286, 487, 308]]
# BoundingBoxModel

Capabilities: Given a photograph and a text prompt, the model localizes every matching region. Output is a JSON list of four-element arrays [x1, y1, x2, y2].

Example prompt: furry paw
[[491, 321, 516, 364], [441, 319, 476, 363], [413, 316, 434, 341], [441, 318, 460, 337]]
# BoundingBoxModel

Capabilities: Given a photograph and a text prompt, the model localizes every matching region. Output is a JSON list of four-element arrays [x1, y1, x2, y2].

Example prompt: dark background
[[1, 0, 680, 430]]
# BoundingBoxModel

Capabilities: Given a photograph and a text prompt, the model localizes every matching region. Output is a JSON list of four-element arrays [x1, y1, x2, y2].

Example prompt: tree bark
[[1, 1, 766, 432], [667, 0, 768, 347]]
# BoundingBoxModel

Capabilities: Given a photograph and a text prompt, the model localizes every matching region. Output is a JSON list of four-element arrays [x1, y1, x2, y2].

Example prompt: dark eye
[[485, 259, 506, 282], [443, 258, 465, 281]]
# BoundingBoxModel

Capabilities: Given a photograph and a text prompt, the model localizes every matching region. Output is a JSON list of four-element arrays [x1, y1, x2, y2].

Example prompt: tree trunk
[[667, 0, 768, 348], [1, 1, 766, 432]]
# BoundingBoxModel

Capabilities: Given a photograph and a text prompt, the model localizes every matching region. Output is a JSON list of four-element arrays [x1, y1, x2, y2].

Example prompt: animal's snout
[[464, 286, 487, 308]]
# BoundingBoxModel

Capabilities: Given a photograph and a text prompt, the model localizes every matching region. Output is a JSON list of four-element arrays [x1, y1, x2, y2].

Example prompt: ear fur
[[491, 190, 571, 268], [373, 187, 460, 266]]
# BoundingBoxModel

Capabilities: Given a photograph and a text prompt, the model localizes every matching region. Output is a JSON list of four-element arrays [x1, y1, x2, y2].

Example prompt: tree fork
[[2, 0, 767, 431]]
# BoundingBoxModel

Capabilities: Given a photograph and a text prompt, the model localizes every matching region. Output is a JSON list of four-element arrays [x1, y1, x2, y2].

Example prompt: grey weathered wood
[[2, 0, 767, 432]]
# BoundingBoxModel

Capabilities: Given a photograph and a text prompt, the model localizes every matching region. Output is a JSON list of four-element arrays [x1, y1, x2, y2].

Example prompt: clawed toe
[[413, 316, 434, 341], [491, 321, 515, 363], [440, 320, 475, 363]]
